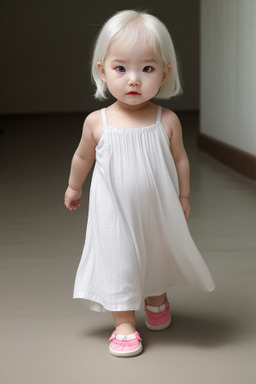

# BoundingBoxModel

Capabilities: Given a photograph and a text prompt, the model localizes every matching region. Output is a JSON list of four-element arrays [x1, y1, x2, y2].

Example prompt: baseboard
[[198, 133, 256, 180]]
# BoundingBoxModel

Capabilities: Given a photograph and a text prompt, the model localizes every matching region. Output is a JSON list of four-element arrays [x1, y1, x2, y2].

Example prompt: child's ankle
[[115, 322, 136, 335], [145, 293, 166, 307]]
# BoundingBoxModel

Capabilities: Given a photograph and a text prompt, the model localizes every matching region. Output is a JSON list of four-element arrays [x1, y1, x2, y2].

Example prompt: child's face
[[97, 38, 171, 107]]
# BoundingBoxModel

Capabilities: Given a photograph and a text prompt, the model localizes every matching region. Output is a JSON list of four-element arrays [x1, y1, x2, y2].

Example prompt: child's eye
[[143, 66, 153, 73], [116, 66, 126, 73]]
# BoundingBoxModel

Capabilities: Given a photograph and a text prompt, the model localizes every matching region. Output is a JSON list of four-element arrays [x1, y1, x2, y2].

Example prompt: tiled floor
[[0, 112, 255, 383]]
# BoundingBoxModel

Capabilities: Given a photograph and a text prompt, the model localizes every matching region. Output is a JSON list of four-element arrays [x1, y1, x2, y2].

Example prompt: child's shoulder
[[161, 107, 182, 139], [161, 107, 181, 126], [82, 110, 103, 144], [83, 110, 102, 129]]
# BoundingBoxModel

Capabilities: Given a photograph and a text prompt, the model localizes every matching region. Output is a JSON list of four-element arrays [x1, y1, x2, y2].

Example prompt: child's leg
[[145, 292, 166, 306], [112, 311, 136, 335]]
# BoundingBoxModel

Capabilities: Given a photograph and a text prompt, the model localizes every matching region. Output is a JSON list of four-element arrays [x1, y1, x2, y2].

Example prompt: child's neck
[[111, 100, 155, 113], [106, 101, 158, 129]]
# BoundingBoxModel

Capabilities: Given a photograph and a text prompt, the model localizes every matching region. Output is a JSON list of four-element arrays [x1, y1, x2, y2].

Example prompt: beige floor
[[0, 112, 255, 384]]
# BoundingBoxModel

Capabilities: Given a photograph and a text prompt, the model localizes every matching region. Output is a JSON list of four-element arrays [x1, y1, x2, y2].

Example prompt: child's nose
[[128, 72, 141, 87]]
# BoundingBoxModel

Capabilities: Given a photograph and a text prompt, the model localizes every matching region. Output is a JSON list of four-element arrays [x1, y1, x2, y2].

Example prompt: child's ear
[[161, 64, 172, 85], [97, 62, 106, 83]]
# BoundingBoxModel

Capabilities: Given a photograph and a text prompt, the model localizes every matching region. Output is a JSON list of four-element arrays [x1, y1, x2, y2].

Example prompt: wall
[[200, 0, 256, 156], [0, 0, 199, 114]]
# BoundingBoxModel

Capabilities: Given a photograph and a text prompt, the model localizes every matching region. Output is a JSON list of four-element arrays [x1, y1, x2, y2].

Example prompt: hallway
[[0, 112, 255, 383]]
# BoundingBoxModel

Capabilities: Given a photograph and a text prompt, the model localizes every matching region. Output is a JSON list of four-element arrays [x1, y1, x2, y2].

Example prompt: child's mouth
[[127, 91, 141, 96]]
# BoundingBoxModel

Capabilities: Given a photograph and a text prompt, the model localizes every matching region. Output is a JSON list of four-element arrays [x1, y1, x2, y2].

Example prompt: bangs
[[110, 21, 162, 61]]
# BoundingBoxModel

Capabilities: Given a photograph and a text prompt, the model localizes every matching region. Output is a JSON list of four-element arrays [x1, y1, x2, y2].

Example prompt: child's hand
[[179, 197, 191, 219], [64, 187, 82, 211]]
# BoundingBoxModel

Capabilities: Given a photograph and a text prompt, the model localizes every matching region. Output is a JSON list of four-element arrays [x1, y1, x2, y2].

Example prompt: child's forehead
[[106, 34, 160, 62]]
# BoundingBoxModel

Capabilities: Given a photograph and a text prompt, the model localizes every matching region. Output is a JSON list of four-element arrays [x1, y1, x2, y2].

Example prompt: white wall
[[0, 0, 199, 114], [200, 0, 256, 156]]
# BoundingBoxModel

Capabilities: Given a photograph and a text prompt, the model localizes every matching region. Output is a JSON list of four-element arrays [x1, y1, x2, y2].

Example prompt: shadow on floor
[[79, 310, 240, 350]]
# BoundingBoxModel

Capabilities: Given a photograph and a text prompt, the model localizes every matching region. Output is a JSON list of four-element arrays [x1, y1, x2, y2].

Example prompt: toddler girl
[[65, 10, 215, 357]]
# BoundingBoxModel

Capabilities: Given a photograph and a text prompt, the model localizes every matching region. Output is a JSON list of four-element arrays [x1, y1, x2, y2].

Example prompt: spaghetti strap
[[156, 106, 162, 123], [101, 108, 108, 129]]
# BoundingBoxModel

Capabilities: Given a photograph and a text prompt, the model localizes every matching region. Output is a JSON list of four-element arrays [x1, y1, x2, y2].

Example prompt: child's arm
[[64, 113, 99, 211], [163, 110, 191, 219]]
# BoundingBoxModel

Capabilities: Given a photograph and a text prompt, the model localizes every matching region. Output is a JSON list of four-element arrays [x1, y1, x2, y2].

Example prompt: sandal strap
[[109, 331, 142, 342], [146, 300, 170, 313]]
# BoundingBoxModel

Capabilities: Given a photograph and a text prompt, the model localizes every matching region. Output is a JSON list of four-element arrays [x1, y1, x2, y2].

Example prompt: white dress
[[73, 106, 215, 312]]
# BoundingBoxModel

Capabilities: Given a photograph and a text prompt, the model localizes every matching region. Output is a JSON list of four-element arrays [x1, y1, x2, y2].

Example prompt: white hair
[[91, 10, 182, 100]]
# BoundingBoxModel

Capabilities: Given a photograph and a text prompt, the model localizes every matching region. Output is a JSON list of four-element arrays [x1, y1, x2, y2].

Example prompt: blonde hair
[[91, 10, 182, 100]]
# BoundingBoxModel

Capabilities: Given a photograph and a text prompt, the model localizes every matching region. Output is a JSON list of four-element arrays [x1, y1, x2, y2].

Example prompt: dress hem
[[73, 281, 215, 313]]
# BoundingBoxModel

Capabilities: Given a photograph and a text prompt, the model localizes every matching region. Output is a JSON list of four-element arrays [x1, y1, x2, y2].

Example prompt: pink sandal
[[109, 331, 143, 357], [145, 299, 171, 331]]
